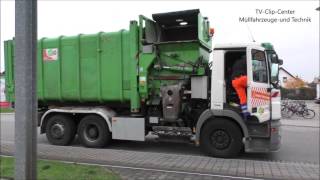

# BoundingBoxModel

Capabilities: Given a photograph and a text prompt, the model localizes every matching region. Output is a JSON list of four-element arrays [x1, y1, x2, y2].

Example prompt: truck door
[[247, 46, 271, 123]]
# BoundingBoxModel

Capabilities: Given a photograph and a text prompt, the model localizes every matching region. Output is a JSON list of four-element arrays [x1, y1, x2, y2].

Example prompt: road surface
[[0, 113, 319, 164]]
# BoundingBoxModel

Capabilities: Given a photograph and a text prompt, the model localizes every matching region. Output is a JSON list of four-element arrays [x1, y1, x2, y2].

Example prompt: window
[[251, 49, 268, 83], [283, 77, 287, 82]]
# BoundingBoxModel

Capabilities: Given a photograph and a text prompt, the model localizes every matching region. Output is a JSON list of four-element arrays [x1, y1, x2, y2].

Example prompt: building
[[279, 68, 317, 100], [312, 76, 320, 99], [279, 67, 297, 88]]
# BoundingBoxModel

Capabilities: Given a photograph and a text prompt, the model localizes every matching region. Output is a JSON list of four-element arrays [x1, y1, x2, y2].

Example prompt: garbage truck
[[4, 9, 282, 158]]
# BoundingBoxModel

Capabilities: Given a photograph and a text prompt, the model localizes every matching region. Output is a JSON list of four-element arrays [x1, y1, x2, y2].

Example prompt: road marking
[[0, 155, 264, 180]]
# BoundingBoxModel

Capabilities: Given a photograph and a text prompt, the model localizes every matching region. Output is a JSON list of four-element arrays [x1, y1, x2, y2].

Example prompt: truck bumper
[[244, 119, 281, 153]]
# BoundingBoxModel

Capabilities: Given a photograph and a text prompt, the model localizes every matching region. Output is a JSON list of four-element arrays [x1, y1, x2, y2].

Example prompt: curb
[[281, 124, 320, 128]]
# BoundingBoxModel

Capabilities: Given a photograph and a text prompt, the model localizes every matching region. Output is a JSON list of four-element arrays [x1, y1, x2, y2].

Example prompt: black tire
[[200, 118, 243, 158], [77, 115, 111, 148], [45, 114, 76, 146], [302, 109, 315, 119]]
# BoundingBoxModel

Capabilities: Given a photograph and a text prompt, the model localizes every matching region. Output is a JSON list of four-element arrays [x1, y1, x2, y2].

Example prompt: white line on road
[[0, 155, 264, 180]]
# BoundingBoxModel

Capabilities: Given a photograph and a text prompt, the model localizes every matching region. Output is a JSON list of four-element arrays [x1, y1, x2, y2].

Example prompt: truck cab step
[[152, 126, 193, 137]]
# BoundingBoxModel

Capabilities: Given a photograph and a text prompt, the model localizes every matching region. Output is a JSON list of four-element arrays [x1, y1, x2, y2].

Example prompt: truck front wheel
[[77, 115, 111, 148], [45, 114, 76, 146], [200, 118, 243, 158]]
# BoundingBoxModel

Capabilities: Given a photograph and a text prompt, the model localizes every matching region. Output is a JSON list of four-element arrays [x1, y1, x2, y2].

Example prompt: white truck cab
[[195, 43, 282, 156], [212, 43, 281, 122]]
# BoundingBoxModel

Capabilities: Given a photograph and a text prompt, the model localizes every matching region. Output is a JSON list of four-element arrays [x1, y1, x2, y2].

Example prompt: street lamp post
[[14, 0, 38, 179], [317, 7, 320, 98]]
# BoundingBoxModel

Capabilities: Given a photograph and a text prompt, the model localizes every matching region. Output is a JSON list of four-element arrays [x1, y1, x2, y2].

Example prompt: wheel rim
[[84, 124, 99, 142], [210, 129, 231, 150], [50, 123, 65, 139]]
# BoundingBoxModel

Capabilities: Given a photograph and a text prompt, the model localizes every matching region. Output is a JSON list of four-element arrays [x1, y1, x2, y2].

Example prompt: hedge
[[281, 87, 316, 100]]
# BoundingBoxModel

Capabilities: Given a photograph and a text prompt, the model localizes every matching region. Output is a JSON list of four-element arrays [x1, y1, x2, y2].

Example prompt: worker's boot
[[240, 104, 250, 121]]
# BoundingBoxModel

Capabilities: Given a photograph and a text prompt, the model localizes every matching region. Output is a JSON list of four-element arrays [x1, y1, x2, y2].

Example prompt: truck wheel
[[78, 115, 111, 148], [45, 114, 76, 146], [200, 118, 242, 158]]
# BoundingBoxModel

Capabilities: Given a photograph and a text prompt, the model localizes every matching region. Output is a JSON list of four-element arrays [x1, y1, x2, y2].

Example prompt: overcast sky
[[1, 1, 319, 82]]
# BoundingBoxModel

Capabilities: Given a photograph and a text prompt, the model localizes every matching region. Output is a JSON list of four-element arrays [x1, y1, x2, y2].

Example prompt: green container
[[4, 22, 139, 106], [4, 9, 212, 111]]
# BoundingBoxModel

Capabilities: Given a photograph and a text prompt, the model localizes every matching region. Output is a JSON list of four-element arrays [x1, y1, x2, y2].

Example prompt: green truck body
[[3, 9, 283, 157], [4, 9, 211, 111]]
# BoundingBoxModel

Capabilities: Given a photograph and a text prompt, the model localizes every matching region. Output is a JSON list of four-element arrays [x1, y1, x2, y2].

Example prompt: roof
[[279, 67, 296, 79]]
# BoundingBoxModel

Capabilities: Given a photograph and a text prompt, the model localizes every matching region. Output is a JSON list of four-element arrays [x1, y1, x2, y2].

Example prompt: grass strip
[[0, 156, 120, 180], [0, 108, 14, 113]]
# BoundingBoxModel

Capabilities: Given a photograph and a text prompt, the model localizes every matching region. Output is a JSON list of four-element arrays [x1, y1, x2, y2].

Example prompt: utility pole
[[317, 7, 320, 99], [14, 0, 38, 179]]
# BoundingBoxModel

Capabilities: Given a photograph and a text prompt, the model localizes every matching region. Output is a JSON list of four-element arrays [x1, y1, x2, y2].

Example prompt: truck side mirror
[[278, 59, 283, 65], [270, 54, 279, 63]]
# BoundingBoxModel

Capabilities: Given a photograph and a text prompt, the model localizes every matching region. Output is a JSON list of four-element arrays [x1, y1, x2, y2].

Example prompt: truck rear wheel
[[200, 118, 242, 158], [77, 115, 111, 148], [45, 114, 76, 146]]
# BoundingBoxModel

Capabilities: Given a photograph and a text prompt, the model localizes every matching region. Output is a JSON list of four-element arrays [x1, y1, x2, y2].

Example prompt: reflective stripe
[[241, 106, 247, 109]]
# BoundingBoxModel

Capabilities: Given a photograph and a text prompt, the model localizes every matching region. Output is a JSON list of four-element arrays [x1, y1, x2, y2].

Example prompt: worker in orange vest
[[231, 55, 250, 120]]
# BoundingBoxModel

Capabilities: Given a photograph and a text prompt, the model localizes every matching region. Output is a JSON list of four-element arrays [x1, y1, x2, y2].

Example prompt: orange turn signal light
[[209, 28, 215, 37]]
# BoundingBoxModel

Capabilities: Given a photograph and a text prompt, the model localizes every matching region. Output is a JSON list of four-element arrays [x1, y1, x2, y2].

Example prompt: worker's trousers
[[232, 75, 249, 119]]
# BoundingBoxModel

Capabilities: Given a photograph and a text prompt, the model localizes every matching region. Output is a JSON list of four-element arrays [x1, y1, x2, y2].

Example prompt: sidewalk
[[1, 142, 319, 180]]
